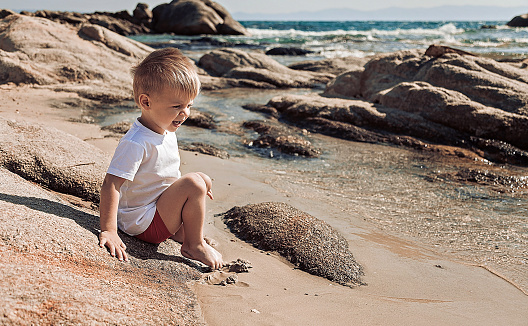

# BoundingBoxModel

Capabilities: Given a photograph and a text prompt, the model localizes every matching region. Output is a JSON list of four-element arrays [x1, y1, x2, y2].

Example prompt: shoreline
[[1, 84, 527, 325]]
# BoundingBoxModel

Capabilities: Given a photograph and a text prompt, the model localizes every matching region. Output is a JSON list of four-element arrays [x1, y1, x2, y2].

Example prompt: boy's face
[[138, 87, 194, 134]]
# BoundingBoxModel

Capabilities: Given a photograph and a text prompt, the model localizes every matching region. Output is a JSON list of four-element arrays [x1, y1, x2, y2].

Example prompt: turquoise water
[[129, 20, 528, 59]]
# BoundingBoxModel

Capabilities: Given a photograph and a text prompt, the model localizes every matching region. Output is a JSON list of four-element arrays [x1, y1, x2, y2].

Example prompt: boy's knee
[[181, 172, 208, 193], [196, 172, 212, 189]]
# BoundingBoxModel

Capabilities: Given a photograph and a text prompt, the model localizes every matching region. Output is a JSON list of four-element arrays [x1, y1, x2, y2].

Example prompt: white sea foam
[[247, 23, 464, 40], [130, 20, 528, 58]]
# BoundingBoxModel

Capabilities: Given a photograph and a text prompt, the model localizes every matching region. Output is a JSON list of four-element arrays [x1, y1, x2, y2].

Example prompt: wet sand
[[2, 84, 527, 325]]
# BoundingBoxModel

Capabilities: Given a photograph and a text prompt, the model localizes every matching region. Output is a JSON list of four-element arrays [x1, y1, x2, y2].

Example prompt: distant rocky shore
[[1, 0, 248, 36]]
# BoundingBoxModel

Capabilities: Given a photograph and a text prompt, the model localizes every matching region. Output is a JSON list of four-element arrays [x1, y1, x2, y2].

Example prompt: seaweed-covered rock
[[101, 121, 132, 134], [179, 142, 230, 159], [265, 47, 314, 56], [243, 120, 321, 158], [222, 202, 364, 286], [185, 110, 217, 129]]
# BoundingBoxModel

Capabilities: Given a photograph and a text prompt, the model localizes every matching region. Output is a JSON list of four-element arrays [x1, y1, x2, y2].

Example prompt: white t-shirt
[[106, 119, 181, 236]]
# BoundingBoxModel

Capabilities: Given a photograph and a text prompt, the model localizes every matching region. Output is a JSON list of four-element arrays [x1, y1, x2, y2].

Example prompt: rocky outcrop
[[0, 117, 109, 203], [222, 202, 364, 286], [0, 14, 151, 100], [309, 48, 528, 165], [151, 0, 249, 35], [19, 4, 152, 35], [0, 166, 204, 325], [198, 48, 334, 88], [507, 13, 528, 27]]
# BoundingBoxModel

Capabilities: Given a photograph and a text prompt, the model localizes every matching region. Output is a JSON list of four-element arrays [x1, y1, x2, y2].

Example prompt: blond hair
[[131, 48, 201, 104]]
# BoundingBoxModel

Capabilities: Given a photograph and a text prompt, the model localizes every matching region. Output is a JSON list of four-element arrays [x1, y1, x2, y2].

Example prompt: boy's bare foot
[[181, 241, 223, 270], [170, 234, 218, 247], [169, 227, 217, 247]]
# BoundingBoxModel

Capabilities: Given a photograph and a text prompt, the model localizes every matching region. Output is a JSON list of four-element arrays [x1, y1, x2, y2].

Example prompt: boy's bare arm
[[99, 174, 128, 261]]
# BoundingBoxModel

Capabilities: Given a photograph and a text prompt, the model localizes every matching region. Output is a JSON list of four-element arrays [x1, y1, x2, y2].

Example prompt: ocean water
[[130, 20, 528, 62], [123, 21, 528, 288]]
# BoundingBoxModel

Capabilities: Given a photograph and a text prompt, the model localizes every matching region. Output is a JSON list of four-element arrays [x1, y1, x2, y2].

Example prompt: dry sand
[[1, 84, 527, 325]]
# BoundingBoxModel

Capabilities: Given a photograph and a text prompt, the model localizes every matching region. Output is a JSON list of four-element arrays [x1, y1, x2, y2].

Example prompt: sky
[[1, 0, 526, 16]]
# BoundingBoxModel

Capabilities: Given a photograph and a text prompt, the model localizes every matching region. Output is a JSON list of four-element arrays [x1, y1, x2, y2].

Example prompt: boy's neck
[[138, 116, 165, 135]]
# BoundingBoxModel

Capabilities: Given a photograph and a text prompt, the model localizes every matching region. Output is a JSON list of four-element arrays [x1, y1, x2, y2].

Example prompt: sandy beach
[[1, 83, 526, 325]]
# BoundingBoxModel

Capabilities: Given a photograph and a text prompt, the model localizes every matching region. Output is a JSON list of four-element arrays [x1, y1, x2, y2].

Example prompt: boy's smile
[[138, 87, 194, 134]]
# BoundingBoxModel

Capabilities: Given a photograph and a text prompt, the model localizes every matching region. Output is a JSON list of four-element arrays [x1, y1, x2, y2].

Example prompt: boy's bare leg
[[170, 226, 185, 243], [156, 173, 223, 269]]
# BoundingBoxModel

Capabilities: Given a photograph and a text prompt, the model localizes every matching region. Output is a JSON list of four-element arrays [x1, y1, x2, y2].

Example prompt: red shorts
[[134, 209, 173, 244]]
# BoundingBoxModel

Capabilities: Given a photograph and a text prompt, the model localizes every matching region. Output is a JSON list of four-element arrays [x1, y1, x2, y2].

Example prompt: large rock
[[0, 117, 109, 203], [507, 13, 528, 27], [322, 68, 364, 98], [199, 48, 333, 88], [316, 48, 528, 165], [133, 3, 153, 25], [0, 167, 203, 325], [0, 14, 152, 100], [151, 0, 249, 35], [222, 202, 364, 286]]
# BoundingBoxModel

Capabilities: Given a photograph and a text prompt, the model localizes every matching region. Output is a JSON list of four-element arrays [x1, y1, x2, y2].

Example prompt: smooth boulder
[[151, 0, 249, 35]]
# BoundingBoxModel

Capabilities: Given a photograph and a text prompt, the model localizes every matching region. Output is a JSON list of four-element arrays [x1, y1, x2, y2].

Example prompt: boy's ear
[[138, 94, 150, 110]]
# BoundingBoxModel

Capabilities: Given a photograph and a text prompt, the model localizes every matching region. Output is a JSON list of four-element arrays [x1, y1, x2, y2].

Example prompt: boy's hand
[[207, 189, 213, 200], [99, 230, 128, 262]]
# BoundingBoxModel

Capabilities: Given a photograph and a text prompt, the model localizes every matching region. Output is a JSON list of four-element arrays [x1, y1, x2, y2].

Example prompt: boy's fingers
[[116, 248, 124, 261], [99, 237, 106, 248], [108, 243, 116, 257]]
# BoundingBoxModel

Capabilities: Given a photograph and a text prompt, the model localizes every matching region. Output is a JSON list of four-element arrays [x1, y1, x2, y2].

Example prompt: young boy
[[99, 48, 223, 270]]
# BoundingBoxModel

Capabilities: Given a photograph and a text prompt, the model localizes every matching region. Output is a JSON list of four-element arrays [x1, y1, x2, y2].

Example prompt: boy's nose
[[180, 107, 190, 118]]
